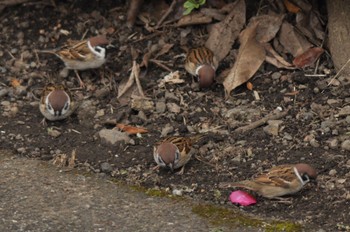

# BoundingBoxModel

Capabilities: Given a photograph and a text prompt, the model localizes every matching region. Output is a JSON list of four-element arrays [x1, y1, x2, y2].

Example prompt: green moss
[[192, 204, 302, 232]]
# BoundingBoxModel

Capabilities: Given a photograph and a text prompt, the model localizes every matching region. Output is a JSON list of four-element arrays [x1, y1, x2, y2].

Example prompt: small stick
[[234, 109, 289, 133], [149, 59, 173, 72], [133, 61, 145, 97], [327, 58, 350, 86], [155, 0, 177, 29]]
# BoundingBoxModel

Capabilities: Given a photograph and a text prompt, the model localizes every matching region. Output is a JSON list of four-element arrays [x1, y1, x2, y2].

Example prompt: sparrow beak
[[168, 163, 174, 172]]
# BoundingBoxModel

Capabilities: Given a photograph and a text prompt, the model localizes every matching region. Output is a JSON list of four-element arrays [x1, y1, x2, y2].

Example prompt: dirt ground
[[0, 1, 349, 231]]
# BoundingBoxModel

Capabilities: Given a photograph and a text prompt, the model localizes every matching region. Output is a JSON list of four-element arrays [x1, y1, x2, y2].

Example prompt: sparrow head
[[197, 65, 215, 88], [88, 35, 114, 59], [155, 142, 180, 171], [45, 89, 70, 117], [295, 163, 317, 184]]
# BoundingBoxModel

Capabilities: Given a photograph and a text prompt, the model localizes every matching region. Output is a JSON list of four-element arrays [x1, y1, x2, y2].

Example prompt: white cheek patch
[[87, 41, 106, 59], [294, 167, 309, 185]]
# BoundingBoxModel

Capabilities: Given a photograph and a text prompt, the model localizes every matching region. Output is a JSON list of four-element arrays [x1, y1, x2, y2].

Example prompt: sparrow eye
[[302, 174, 310, 182], [174, 151, 180, 162], [47, 103, 52, 111]]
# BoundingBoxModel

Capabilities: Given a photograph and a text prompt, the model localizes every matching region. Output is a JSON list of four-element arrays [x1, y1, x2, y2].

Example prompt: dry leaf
[[246, 82, 253, 90], [249, 14, 284, 43], [293, 47, 324, 68], [283, 0, 301, 13], [116, 123, 148, 134], [223, 22, 266, 98], [158, 71, 184, 87], [155, 43, 174, 59], [264, 43, 295, 69], [279, 22, 312, 57], [205, 0, 246, 63], [11, 79, 21, 88], [176, 12, 212, 27], [126, 0, 144, 28]]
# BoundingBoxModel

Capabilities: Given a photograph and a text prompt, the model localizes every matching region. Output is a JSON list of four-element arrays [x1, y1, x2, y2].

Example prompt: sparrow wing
[[57, 39, 91, 60], [255, 165, 295, 188]]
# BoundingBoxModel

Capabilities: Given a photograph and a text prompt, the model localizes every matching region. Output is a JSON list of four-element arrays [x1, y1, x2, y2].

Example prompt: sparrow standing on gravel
[[219, 163, 317, 199], [153, 135, 204, 174], [39, 83, 77, 123], [184, 47, 218, 88], [37, 35, 112, 87]]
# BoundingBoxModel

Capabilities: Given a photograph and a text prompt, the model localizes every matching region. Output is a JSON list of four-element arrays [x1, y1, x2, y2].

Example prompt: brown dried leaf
[[11, 78, 21, 88], [283, 0, 301, 13], [249, 14, 284, 43], [223, 22, 266, 98], [176, 12, 212, 27], [293, 47, 324, 68], [205, 0, 246, 63], [246, 82, 253, 91], [279, 22, 312, 57], [264, 43, 295, 69], [116, 123, 148, 135]]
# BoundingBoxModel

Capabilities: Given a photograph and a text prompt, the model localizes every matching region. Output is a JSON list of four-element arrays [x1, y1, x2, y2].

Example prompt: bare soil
[[0, 1, 349, 231]]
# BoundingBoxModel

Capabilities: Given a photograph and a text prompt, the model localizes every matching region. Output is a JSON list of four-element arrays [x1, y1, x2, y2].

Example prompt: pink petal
[[229, 190, 257, 206]]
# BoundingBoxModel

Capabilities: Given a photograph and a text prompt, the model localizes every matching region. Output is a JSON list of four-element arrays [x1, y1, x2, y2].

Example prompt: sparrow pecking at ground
[[153, 135, 204, 175], [39, 83, 78, 123], [219, 163, 317, 199], [36, 35, 112, 87], [184, 47, 218, 88]]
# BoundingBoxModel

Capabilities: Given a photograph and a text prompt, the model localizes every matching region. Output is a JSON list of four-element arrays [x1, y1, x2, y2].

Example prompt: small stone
[[48, 128, 62, 138], [339, 106, 350, 116], [161, 124, 174, 137], [17, 147, 26, 154], [137, 111, 147, 121], [95, 109, 105, 118], [98, 129, 130, 145], [263, 120, 283, 136], [172, 189, 183, 196], [310, 138, 320, 147], [100, 162, 112, 173], [341, 140, 350, 151], [327, 138, 338, 149], [329, 169, 337, 176], [0, 88, 9, 98], [155, 101, 166, 113], [131, 98, 154, 111], [271, 72, 281, 80], [166, 102, 181, 113]]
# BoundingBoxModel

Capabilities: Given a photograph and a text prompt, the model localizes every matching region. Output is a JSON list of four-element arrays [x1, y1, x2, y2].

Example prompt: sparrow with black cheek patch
[[219, 163, 317, 199], [37, 35, 112, 87], [39, 83, 77, 123], [153, 135, 204, 175], [185, 47, 218, 88]]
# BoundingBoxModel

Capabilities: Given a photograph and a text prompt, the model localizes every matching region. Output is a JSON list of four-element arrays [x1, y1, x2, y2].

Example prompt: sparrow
[[153, 135, 204, 174], [184, 47, 218, 88], [219, 163, 317, 199], [37, 35, 111, 87], [39, 83, 77, 123]]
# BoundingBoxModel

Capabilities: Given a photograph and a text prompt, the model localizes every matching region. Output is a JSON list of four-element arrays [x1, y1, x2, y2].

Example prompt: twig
[[117, 64, 136, 98], [304, 74, 327, 77], [149, 59, 173, 72], [234, 109, 289, 133], [155, 0, 177, 29], [327, 58, 350, 86], [133, 61, 145, 97], [195, 155, 217, 168]]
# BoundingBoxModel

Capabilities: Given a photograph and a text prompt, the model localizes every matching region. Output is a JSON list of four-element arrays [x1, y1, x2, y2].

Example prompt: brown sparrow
[[184, 47, 218, 88], [37, 35, 111, 87], [219, 163, 317, 199], [153, 135, 203, 174], [39, 83, 77, 122]]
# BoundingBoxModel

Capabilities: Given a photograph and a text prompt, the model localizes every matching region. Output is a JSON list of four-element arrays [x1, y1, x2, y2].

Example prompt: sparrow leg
[[40, 118, 47, 126], [74, 70, 85, 88]]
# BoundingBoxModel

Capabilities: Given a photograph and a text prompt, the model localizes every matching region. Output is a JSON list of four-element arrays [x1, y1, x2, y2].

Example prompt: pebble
[[48, 128, 62, 138], [166, 102, 181, 113], [263, 120, 283, 136], [100, 162, 113, 173], [309, 138, 320, 148], [98, 129, 130, 145], [0, 88, 9, 97], [172, 189, 183, 196], [131, 98, 154, 111], [329, 169, 337, 176], [155, 101, 166, 113], [161, 124, 174, 137], [341, 140, 350, 151], [328, 138, 338, 149]]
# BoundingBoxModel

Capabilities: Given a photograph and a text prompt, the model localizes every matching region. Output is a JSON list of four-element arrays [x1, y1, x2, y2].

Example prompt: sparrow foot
[[74, 70, 85, 88]]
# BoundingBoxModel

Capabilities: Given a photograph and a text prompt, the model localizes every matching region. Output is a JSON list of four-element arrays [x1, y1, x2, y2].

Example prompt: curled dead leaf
[[293, 47, 324, 68], [246, 82, 253, 91], [223, 22, 265, 98], [116, 123, 148, 135]]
